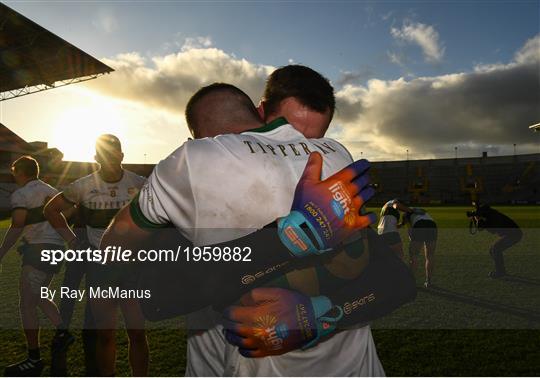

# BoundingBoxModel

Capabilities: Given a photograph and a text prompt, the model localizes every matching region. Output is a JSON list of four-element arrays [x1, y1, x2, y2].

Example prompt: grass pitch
[[0, 206, 539, 376]]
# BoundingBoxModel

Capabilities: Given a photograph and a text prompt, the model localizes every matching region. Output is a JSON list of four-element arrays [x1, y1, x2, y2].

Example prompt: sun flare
[[50, 97, 127, 162]]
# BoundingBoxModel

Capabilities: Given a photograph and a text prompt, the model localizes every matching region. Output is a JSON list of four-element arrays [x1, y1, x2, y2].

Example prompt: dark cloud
[[375, 63, 539, 145], [336, 67, 375, 87], [334, 35, 540, 159], [335, 91, 365, 124]]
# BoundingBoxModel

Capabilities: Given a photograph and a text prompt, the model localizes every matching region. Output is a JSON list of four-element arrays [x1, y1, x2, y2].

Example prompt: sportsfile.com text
[[40, 246, 253, 265]]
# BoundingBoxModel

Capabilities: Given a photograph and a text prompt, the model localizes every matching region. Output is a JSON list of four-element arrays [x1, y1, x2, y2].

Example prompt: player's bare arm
[[394, 201, 413, 214], [100, 203, 152, 252], [0, 208, 27, 262], [43, 193, 78, 245]]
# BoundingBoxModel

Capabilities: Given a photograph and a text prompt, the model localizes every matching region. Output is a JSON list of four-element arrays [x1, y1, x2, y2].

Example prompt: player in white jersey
[[99, 67, 415, 376], [44, 134, 147, 376], [401, 208, 438, 287], [0, 156, 65, 376], [129, 66, 384, 376], [215, 66, 385, 377], [377, 199, 413, 258]]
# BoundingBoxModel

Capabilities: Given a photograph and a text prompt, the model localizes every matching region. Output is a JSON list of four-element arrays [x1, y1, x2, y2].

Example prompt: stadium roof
[[0, 123, 32, 152], [0, 3, 113, 101]]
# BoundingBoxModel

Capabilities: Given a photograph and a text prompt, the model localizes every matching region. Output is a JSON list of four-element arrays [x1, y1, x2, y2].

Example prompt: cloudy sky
[[1, 1, 539, 163]]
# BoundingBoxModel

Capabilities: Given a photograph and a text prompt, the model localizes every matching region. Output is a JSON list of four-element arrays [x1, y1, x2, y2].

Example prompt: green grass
[[1, 207, 539, 376]]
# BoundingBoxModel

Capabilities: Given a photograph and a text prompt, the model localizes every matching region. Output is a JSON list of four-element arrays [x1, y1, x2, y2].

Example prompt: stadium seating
[[370, 154, 540, 205]]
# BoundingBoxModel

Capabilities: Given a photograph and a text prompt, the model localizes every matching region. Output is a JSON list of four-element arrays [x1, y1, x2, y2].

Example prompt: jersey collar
[[98, 169, 125, 184], [246, 117, 288, 133], [21, 178, 39, 188]]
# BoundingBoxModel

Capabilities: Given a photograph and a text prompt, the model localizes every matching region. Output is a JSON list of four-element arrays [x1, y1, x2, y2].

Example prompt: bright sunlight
[[49, 96, 127, 162]]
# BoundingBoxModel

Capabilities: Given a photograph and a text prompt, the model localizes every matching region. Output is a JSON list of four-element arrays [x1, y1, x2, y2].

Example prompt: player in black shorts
[[377, 199, 414, 258], [44, 135, 147, 376], [401, 208, 437, 287], [50, 210, 93, 376], [468, 202, 522, 278]]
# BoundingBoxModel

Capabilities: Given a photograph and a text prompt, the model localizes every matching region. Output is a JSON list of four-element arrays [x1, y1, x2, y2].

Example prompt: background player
[[44, 135, 147, 376], [401, 208, 437, 287], [0, 156, 66, 376], [377, 199, 413, 258], [468, 202, 523, 278]]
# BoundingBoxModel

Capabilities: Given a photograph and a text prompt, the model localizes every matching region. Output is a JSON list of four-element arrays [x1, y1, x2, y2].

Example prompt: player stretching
[[44, 135, 147, 376], [0, 156, 67, 376], [401, 208, 438, 287], [377, 199, 413, 258]]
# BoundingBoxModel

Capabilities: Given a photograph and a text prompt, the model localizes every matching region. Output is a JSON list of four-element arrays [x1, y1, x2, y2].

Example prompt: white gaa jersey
[[409, 208, 434, 226], [136, 119, 385, 377], [10, 179, 64, 246], [377, 199, 400, 235], [63, 170, 145, 248]]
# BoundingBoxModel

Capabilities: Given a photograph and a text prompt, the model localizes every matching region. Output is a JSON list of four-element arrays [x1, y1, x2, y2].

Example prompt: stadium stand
[[367, 153, 540, 205], [460, 163, 484, 204], [408, 166, 429, 203], [369, 167, 384, 194], [0, 3, 113, 101]]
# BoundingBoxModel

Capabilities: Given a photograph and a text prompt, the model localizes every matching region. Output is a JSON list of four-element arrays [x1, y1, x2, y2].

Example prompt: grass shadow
[[420, 286, 540, 323], [501, 274, 540, 287]]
